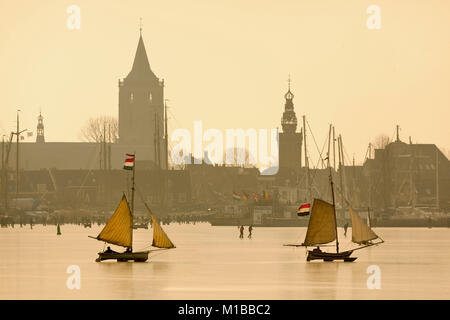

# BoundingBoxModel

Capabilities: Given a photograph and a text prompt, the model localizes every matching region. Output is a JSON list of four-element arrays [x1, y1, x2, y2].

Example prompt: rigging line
[[342, 143, 355, 167], [306, 119, 327, 169], [76, 143, 102, 197], [310, 130, 328, 171], [307, 152, 324, 198], [309, 130, 328, 174], [307, 127, 330, 198], [342, 146, 352, 168], [363, 144, 370, 162], [134, 183, 159, 218], [391, 127, 397, 144], [167, 108, 185, 130]]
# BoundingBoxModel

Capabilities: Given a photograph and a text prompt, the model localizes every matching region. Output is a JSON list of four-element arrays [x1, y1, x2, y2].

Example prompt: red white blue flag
[[297, 203, 310, 216], [123, 153, 135, 170]]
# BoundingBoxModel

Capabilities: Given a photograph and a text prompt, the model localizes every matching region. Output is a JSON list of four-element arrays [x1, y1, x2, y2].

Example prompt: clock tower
[[278, 79, 302, 174]]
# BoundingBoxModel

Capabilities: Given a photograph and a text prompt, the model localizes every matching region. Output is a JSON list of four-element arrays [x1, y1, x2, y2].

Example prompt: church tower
[[278, 79, 302, 174], [36, 112, 45, 143], [118, 29, 166, 168]]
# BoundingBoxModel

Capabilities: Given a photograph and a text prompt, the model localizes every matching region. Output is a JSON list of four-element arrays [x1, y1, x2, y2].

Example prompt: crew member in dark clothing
[[105, 246, 114, 253], [239, 225, 244, 239]]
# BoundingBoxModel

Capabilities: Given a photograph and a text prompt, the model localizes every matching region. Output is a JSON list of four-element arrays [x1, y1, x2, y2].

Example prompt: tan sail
[[150, 215, 175, 249], [303, 199, 337, 246], [96, 194, 132, 248], [349, 207, 378, 244]]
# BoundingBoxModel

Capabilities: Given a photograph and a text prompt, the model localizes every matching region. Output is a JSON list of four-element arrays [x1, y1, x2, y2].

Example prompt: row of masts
[[300, 118, 441, 212], [300, 116, 349, 214], [1, 110, 27, 212], [1, 109, 441, 213]]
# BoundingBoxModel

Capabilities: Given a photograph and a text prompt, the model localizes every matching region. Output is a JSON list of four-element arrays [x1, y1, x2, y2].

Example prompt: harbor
[[1, 0, 450, 304]]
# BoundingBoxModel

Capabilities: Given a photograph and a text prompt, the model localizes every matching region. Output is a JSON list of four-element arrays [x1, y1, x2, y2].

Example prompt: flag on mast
[[123, 153, 135, 170], [297, 203, 311, 216], [232, 192, 241, 200]]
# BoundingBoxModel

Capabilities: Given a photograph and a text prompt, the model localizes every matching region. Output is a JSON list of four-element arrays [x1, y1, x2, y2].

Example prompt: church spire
[[125, 27, 158, 82], [36, 111, 45, 143]]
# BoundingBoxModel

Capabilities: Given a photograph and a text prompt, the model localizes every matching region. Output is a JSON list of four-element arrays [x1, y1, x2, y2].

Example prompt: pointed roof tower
[[36, 111, 45, 143], [125, 31, 159, 83], [281, 76, 298, 134]]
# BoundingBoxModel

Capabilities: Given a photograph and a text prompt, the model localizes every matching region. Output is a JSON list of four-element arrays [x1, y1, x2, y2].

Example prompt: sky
[[0, 0, 449, 166]]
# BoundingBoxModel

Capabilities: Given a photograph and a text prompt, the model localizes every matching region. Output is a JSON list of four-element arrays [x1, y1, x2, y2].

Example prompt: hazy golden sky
[[1, 0, 449, 165]]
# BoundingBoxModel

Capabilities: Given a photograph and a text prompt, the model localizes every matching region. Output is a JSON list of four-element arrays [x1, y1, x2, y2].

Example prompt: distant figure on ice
[[239, 225, 244, 239], [344, 222, 349, 236], [248, 225, 253, 239]]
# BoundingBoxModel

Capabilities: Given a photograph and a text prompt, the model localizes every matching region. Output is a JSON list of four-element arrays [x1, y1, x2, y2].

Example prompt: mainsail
[[349, 207, 378, 245], [303, 199, 337, 246], [96, 194, 132, 248], [150, 215, 176, 249]]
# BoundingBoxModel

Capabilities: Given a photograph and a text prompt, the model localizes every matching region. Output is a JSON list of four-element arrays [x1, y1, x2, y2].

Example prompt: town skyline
[[1, 0, 449, 166]]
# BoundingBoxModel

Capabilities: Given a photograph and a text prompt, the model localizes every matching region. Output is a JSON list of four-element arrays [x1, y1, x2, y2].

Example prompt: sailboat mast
[[164, 100, 169, 170], [368, 143, 372, 211], [332, 126, 336, 170], [130, 152, 136, 250], [337, 136, 344, 216], [327, 124, 332, 168], [303, 115, 310, 201], [436, 147, 439, 211], [16, 111, 20, 197], [329, 166, 339, 253]]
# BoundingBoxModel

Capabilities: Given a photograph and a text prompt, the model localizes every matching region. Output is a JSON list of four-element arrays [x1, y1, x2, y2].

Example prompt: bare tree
[[79, 116, 118, 143], [372, 134, 391, 149]]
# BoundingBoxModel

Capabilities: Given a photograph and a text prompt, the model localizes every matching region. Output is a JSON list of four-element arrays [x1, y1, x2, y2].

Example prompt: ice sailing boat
[[285, 167, 383, 262], [89, 153, 175, 262]]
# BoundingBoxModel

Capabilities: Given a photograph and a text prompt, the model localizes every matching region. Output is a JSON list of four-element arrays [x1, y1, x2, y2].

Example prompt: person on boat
[[248, 225, 253, 239], [124, 247, 132, 253], [239, 225, 244, 239], [312, 246, 322, 253], [105, 246, 115, 253]]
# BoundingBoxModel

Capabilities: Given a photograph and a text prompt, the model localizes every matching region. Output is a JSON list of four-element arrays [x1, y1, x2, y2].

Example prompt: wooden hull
[[307, 250, 357, 262], [95, 250, 150, 262]]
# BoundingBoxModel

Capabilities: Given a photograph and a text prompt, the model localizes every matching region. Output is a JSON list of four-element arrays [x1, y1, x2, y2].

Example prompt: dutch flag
[[297, 203, 311, 216], [123, 153, 135, 170]]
